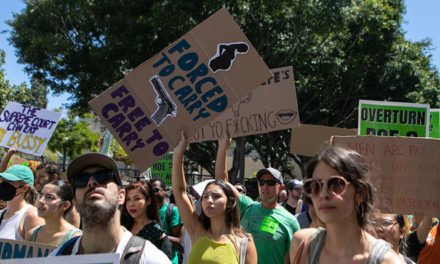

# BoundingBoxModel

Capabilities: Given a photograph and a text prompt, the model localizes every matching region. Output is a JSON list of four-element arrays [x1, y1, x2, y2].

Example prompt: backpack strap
[[0, 209, 6, 226], [367, 239, 392, 264], [239, 236, 248, 264], [30, 225, 43, 242], [57, 236, 80, 255], [121, 235, 146, 264]]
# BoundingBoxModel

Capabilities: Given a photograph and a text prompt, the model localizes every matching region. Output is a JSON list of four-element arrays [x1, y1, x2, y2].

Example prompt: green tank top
[[187, 236, 239, 264]]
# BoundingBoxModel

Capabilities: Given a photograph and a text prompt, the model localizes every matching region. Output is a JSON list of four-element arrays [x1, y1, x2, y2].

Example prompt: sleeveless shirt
[[187, 236, 239, 264], [30, 225, 82, 246], [306, 228, 392, 264], [0, 204, 31, 240]]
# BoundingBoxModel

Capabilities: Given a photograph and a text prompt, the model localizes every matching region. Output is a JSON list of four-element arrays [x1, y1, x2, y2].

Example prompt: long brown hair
[[199, 179, 243, 234], [305, 145, 374, 228]]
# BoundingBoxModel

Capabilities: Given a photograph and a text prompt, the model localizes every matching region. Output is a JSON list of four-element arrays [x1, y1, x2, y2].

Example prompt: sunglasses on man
[[258, 179, 280, 186], [71, 170, 116, 188]]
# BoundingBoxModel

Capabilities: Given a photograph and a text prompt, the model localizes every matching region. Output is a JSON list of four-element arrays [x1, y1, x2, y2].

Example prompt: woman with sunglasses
[[372, 213, 415, 263], [172, 132, 257, 264], [0, 165, 44, 240], [121, 181, 173, 259], [290, 145, 403, 263], [27, 180, 82, 246]]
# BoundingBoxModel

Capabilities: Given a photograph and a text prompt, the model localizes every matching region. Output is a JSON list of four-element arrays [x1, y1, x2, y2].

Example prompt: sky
[[0, 0, 439, 112]]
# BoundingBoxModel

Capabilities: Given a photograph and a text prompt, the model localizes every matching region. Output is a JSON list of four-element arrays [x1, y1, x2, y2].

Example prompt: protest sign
[[1, 253, 119, 264], [7, 155, 29, 168], [0, 239, 55, 259], [190, 66, 299, 142], [430, 109, 439, 138], [0, 102, 61, 156], [290, 124, 356, 157], [332, 135, 440, 216], [150, 152, 173, 185], [358, 100, 430, 137], [89, 8, 271, 171]]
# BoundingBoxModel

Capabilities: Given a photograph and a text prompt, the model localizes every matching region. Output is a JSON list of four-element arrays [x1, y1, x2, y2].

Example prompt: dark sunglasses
[[72, 170, 116, 188], [303, 176, 350, 197], [153, 187, 162, 193], [258, 179, 280, 186]]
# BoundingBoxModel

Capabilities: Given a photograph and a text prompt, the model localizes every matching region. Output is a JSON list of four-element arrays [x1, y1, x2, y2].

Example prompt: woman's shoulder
[[381, 250, 406, 264], [293, 227, 321, 241]]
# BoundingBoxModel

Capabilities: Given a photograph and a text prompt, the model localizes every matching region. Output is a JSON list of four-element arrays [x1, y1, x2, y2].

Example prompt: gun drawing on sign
[[150, 75, 177, 126]]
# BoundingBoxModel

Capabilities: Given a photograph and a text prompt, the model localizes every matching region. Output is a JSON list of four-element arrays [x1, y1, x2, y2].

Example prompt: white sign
[[1, 253, 119, 264], [0, 102, 61, 156]]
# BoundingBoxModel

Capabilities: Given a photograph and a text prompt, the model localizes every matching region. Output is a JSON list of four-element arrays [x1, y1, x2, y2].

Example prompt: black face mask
[[0, 182, 18, 201]]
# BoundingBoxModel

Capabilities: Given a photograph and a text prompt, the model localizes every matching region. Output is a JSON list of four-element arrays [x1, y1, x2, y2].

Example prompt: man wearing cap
[[0, 165, 44, 240], [50, 152, 170, 263], [283, 179, 304, 215], [215, 138, 300, 264]]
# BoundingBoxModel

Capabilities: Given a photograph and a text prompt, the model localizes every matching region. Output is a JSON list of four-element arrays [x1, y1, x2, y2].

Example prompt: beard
[[76, 189, 119, 228]]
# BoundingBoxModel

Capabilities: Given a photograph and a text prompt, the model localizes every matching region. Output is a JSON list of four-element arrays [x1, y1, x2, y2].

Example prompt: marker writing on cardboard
[[152, 39, 228, 121], [101, 86, 169, 156]]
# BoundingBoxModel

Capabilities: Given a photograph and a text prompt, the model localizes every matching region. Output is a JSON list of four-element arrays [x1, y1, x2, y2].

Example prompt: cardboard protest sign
[[358, 100, 430, 137], [7, 155, 29, 168], [150, 152, 173, 185], [332, 136, 440, 216], [190, 66, 299, 142], [0, 239, 55, 259], [89, 8, 271, 171], [1, 253, 119, 264], [0, 102, 61, 156], [430, 109, 439, 138], [290, 124, 356, 156]]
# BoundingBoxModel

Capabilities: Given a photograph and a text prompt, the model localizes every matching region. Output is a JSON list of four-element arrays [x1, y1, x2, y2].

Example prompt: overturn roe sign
[[332, 136, 440, 216], [90, 8, 271, 171]]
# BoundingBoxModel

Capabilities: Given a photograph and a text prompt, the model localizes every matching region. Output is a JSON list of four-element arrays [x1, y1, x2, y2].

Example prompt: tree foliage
[[8, 0, 440, 177], [47, 112, 100, 161], [0, 49, 49, 111]]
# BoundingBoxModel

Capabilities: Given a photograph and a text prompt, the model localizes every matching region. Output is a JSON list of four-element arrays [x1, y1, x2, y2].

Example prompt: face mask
[[0, 182, 19, 201]]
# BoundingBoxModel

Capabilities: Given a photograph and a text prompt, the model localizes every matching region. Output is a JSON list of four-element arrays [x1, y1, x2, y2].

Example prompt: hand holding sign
[[90, 8, 271, 171]]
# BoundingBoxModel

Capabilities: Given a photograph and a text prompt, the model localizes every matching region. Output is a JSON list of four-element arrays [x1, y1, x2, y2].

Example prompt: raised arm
[[215, 136, 231, 182], [415, 214, 434, 244], [0, 147, 17, 172], [215, 136, 241, 199], [172, 131, 201, 237]]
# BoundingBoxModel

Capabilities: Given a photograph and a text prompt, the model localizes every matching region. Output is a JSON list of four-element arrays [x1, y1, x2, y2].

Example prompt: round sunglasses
[[303, 176, 350, 197]]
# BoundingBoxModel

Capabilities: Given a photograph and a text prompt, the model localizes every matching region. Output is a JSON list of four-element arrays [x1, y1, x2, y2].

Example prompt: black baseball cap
[[67, 152, 122, 186]]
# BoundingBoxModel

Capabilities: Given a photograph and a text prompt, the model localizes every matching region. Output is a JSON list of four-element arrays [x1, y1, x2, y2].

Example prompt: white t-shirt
[[50, 227, 171, 264]]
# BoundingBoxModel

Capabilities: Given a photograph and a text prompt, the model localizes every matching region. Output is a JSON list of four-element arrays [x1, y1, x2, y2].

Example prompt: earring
[[357, 203, 364, 219]]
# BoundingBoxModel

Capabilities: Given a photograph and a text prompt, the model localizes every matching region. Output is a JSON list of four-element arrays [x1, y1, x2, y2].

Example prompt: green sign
[[358, 100, 429, 137], [150, 152, 173, 185], [430, 110, 440, 138]]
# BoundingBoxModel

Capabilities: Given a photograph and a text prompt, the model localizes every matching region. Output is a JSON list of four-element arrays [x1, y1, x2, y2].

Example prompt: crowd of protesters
[[0, 135, 438, 264]]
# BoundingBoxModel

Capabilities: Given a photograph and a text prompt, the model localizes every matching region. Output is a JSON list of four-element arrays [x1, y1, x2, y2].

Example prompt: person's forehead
[[204, 184, 223, 193], [312, 161, 340, 180], [151, 181, 162, 188], [374, 213, 395, 221], [127, 188, 143, 197]]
